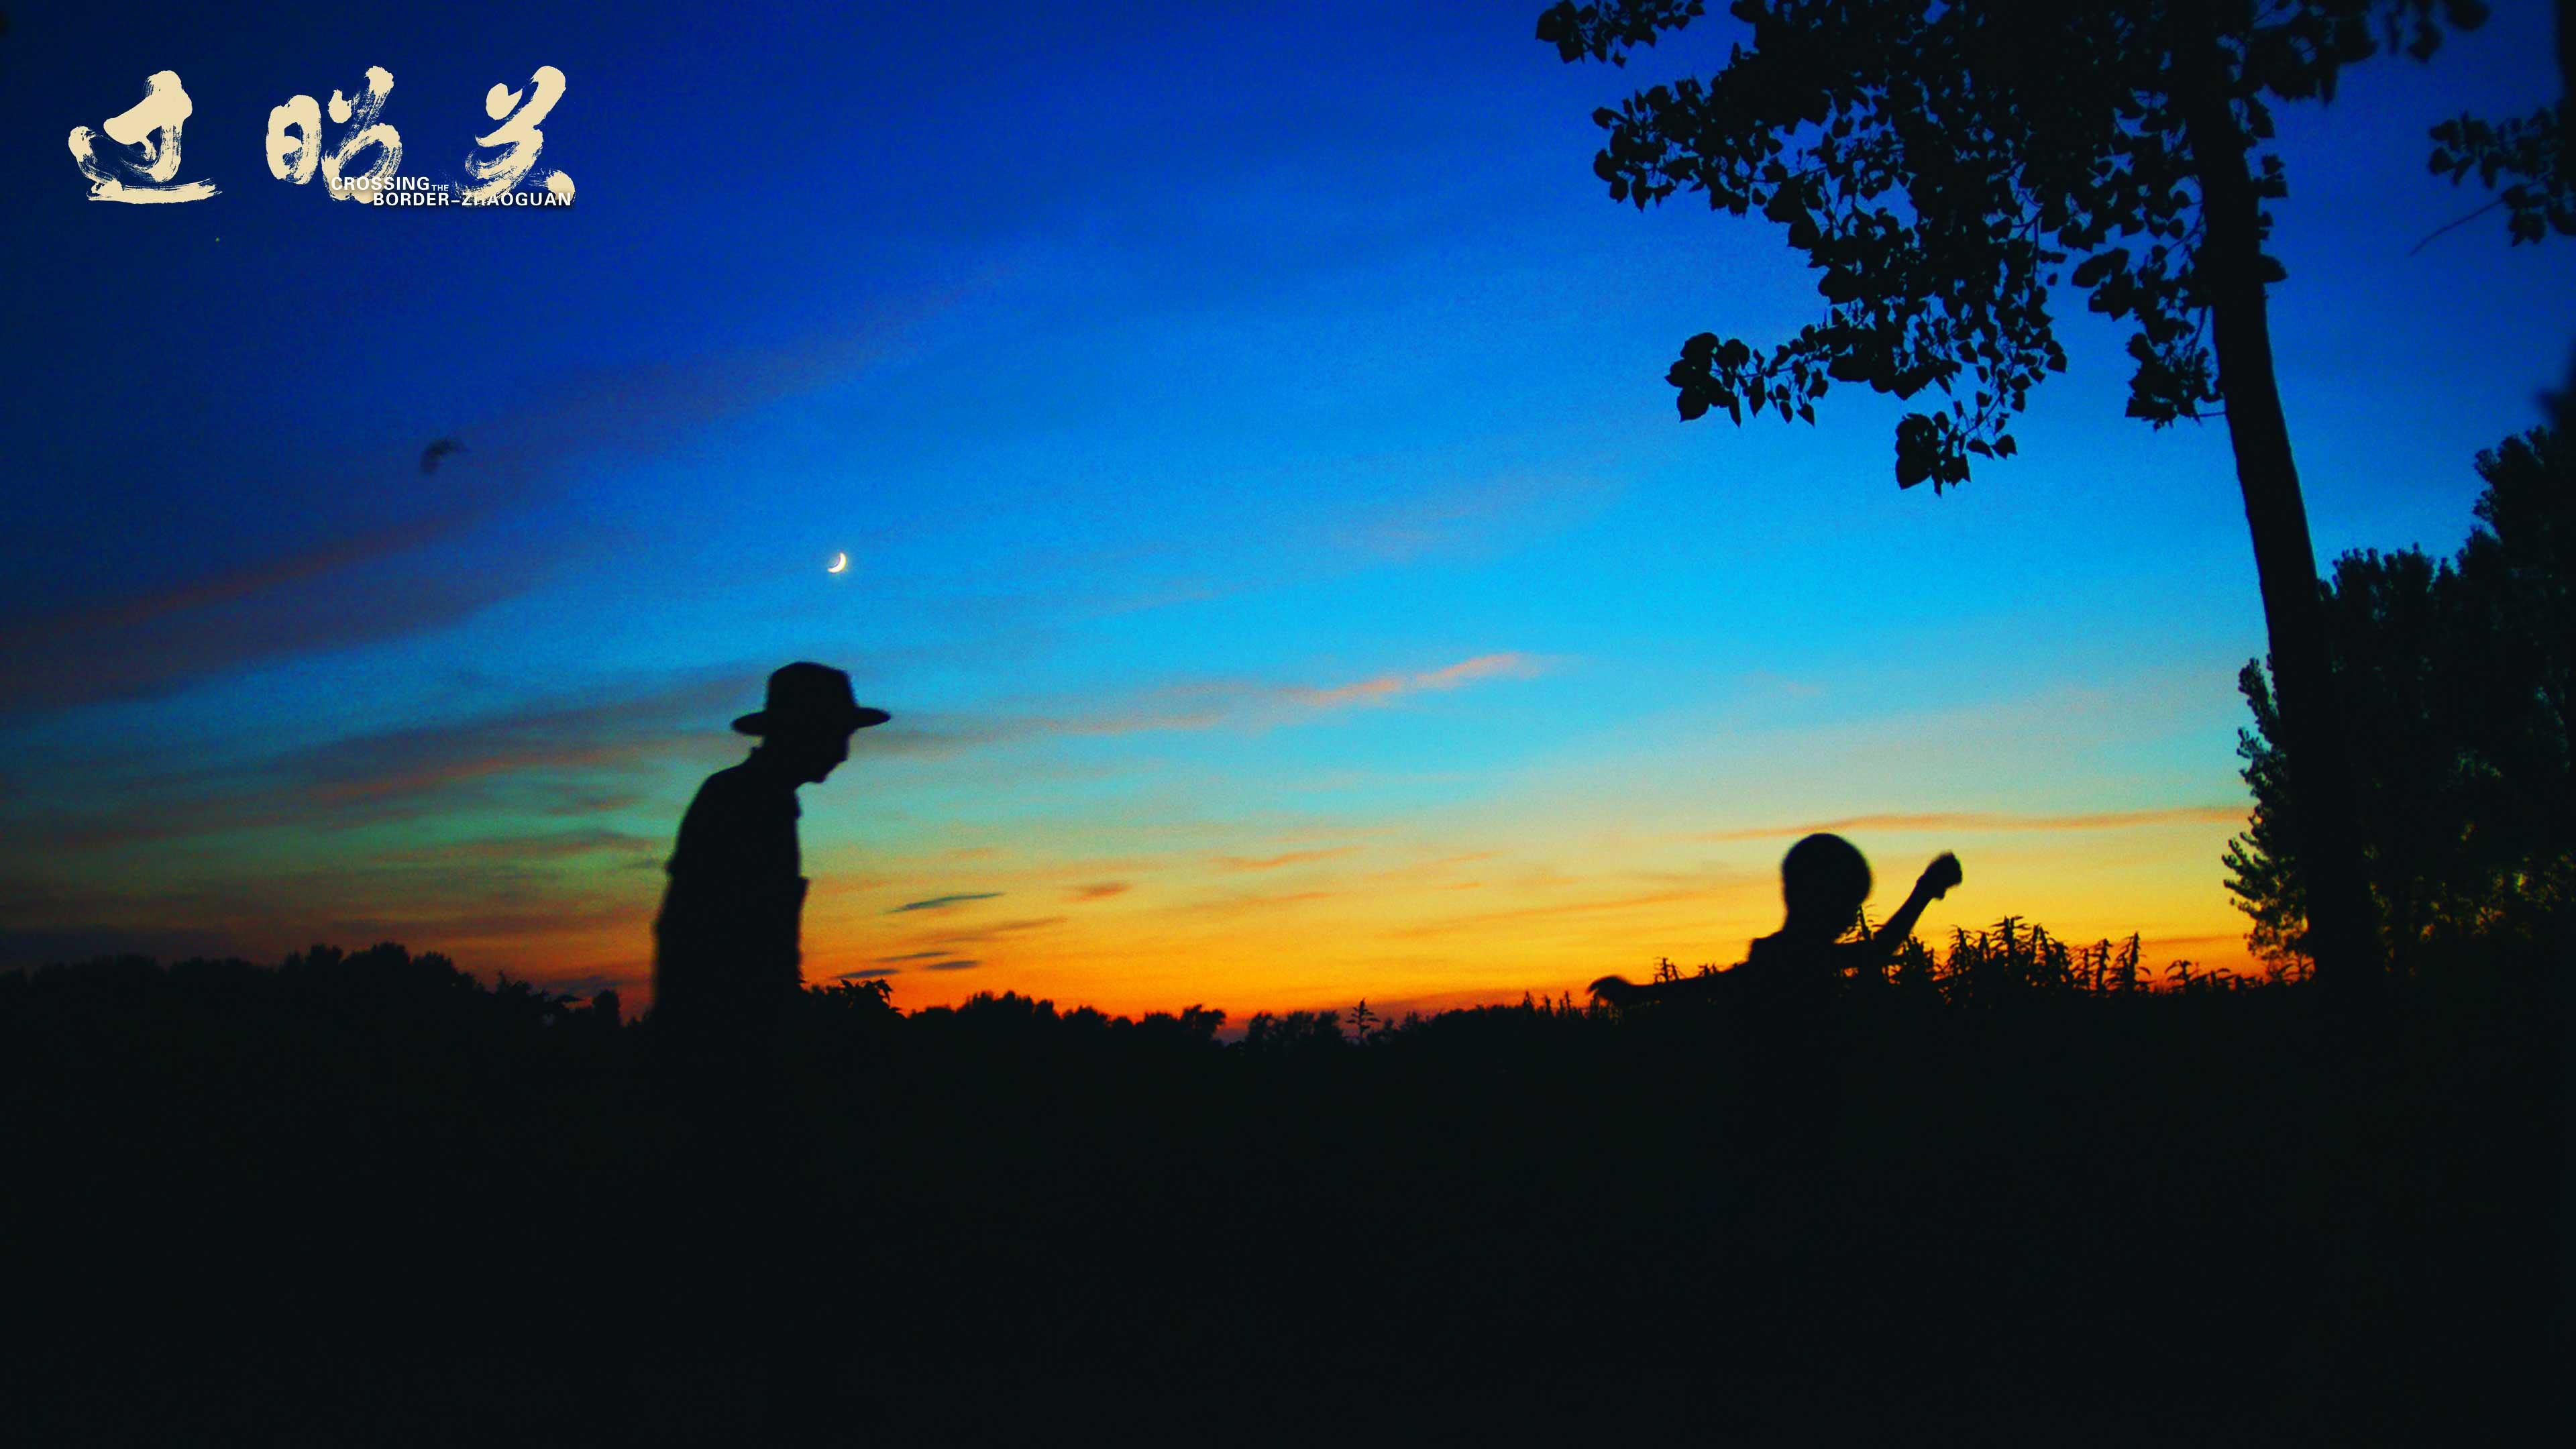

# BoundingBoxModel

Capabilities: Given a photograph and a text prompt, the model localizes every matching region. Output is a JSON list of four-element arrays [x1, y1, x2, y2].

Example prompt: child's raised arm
[[1863, 852, 1962, 963]]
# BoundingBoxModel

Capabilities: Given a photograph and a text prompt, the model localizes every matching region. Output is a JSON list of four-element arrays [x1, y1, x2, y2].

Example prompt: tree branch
[[2406, 195, 2509, 256]]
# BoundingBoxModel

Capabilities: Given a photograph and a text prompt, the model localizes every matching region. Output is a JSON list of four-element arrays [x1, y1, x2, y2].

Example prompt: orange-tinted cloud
[[2137, 932, 2250, 953], [1686, 806, 2247, 843], [1286, 653, 1545, 710], [390, 830, 663, 863], [916, 916, 1066, 945], [1069, 882, 1130, 900], [1029, 651, 1549, 739], [1214, 847, 1358, 872], [285, 674, 757, 808], [1392, 885, 1726, 936], [4, 673, 755, 857]]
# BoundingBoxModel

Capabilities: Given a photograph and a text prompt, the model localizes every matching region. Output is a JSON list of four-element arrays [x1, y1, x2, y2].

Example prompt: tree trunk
[[2560, 0, 2575, 125], [2176, 30, 2383, 1003]]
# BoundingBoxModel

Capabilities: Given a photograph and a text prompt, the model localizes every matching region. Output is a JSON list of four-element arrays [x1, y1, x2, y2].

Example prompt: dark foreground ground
[[3, 949, 2564, 1446]]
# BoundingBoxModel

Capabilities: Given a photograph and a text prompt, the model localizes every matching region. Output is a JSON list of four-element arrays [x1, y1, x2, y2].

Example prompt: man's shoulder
[[691, 760, 793, 807], [676, 763, 798, 847]]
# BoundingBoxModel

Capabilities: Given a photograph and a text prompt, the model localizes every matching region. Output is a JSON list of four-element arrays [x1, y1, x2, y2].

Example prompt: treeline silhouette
[[2, 932, 2556, 1444], [2228, 426, 2575, 980]]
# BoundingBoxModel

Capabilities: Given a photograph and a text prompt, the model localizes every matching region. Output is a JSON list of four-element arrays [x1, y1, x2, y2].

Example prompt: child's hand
[[1918, 853, 1963, 900]]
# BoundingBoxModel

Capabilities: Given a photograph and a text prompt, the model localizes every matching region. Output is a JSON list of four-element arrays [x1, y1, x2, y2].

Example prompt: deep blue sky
[[1, 1, 2567, 1012]]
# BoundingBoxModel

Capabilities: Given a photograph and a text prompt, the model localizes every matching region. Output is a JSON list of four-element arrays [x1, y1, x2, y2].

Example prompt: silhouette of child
[[1591, 835, 1960, 1172], [1589, 834, 1961, 1014]]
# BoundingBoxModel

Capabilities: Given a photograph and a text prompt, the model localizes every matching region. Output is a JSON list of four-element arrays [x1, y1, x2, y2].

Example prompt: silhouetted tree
[[1243, 1008, 1346, 1055], [2420, 0, 2572, 250], [2424, 0, 2575, 571], [1538, 0, 2498, 999], [1132, 1004, 1228, 1047], [2226, 428, 2576, 973], [9, 927, 2553, 1442]]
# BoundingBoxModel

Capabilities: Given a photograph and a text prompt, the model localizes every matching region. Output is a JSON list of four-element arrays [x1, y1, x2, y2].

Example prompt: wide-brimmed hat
[[732, 662, 892, 737]]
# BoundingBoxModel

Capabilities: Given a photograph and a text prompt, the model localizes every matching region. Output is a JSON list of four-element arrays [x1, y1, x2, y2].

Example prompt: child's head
[[1780, 833, 1871, 941]]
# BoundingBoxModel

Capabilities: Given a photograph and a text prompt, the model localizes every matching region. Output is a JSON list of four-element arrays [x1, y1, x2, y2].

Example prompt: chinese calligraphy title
[[71, 66, 574, 205]]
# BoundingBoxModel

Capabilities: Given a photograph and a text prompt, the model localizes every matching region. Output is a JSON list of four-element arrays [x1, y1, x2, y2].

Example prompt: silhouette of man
[[651, 662, 889, 1116], [646, 663, 887, 1435]]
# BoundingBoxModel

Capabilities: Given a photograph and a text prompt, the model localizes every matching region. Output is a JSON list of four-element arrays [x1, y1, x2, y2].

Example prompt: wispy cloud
[[1686, 806, 2248, 843], [2140, 933, 2246, 953], [380, 830, 663, 865], [1393, 885, 1723, 936], [886, 892, 1004, 914], [920, 959, 983, 971], [1, 511, 477, 658], [1333, 470, 1616, 564], [0, 516, 547, 719], [847, 716, 1036, 759], [1175, 888, 1342, 913], [1022, 651, 1551, 740], [284, 674, 754, 807], [1214, 847, 1358, 872], [1362, 851, 1497, 881], [918, 916, 1065, 945], [1069, 882, 1131, 900], [837, 967, 904, 979], [7, 672, 760, 854], [1285, 653, 1545, 710], [0, 293, 963, 720], [472, 830, 661, 860]]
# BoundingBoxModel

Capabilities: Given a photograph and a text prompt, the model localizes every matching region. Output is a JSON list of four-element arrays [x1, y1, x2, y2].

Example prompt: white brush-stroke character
[[268, 67, 402, 203], [70, 71, 219, 203], [464, 66, 573, 203]]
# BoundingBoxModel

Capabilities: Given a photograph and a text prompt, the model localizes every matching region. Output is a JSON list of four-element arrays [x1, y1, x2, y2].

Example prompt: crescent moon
[[826, 551, 849, 574]]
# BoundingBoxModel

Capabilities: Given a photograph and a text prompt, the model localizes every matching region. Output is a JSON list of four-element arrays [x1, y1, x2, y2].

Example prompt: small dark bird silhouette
[[420, 437, 464, 474]]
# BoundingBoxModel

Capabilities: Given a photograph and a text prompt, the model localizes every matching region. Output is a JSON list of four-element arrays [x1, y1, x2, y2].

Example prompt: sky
[[1, 1, 2567, 1018]]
